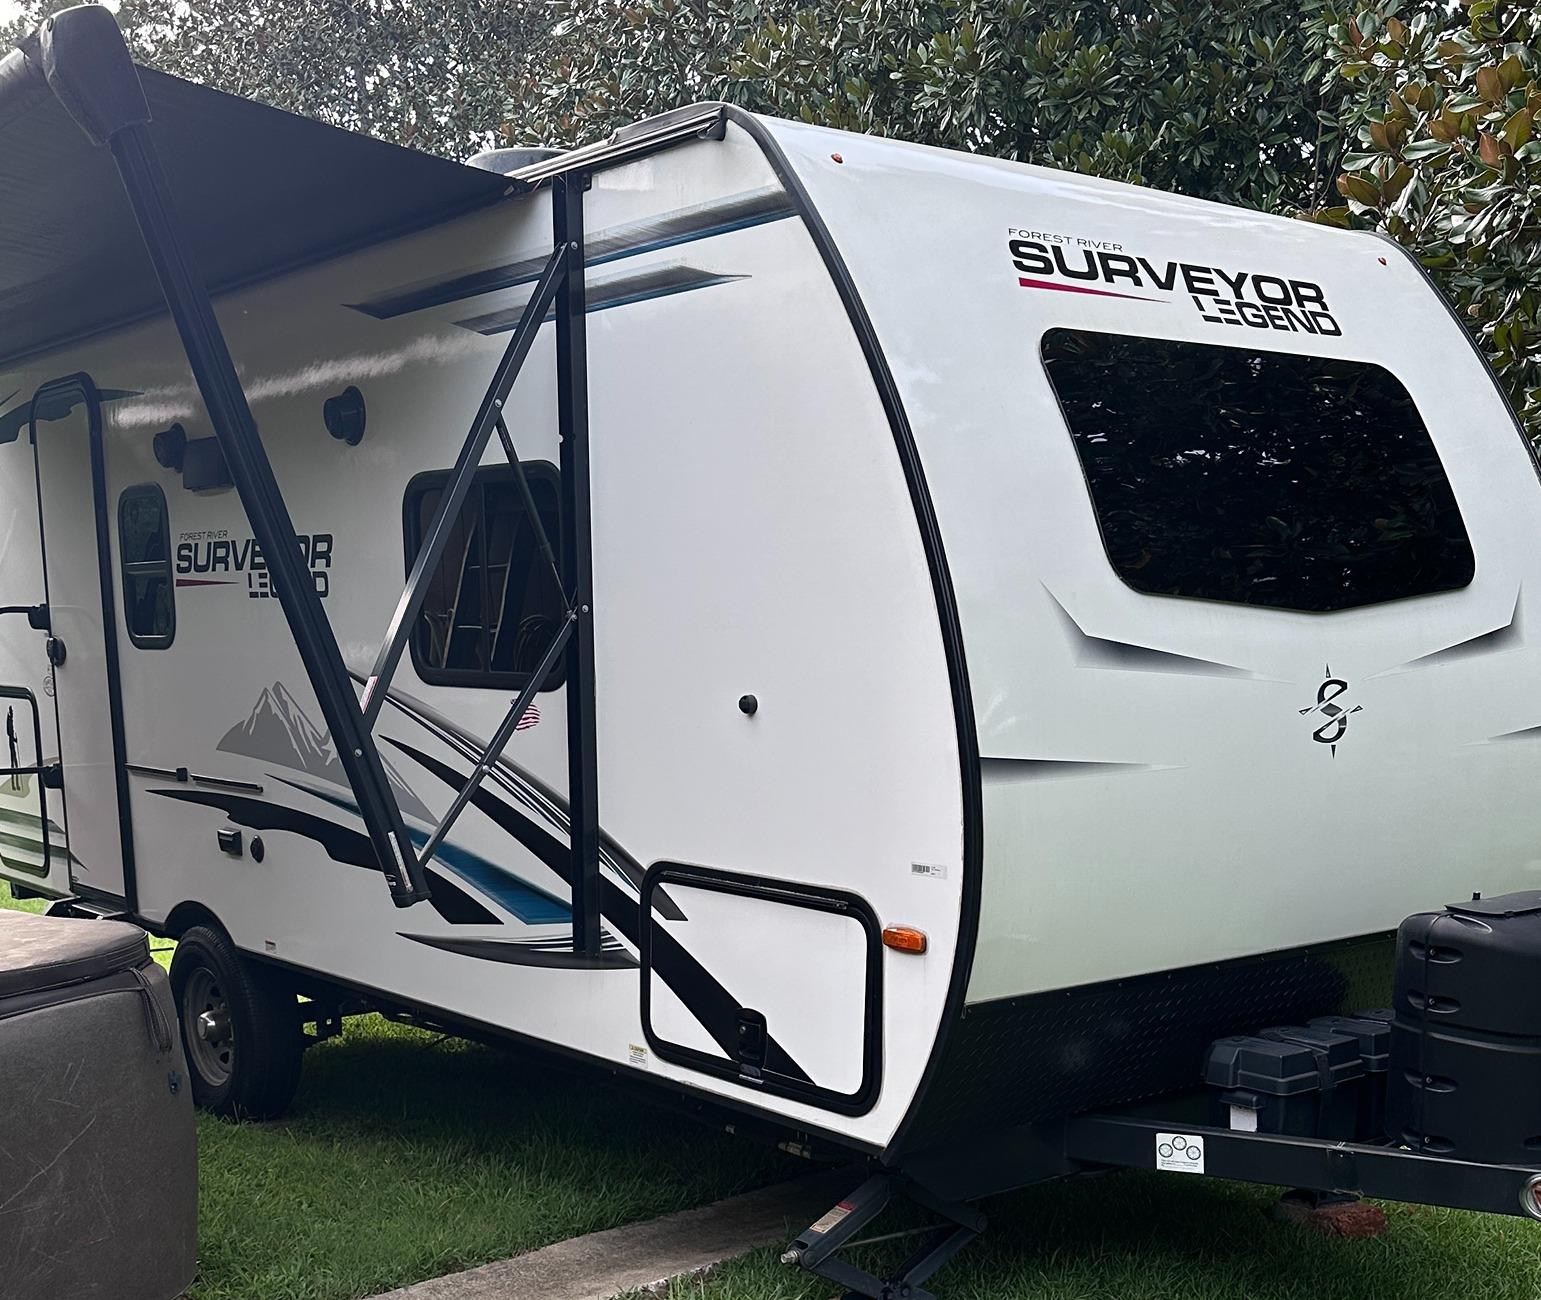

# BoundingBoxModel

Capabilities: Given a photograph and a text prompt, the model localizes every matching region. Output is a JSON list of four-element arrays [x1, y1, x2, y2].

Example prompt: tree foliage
[[1310, 3, 1541, 438], [7, 1, 1541, 436], [513, 0, 1341, 212], [0, 1, 542, 156]]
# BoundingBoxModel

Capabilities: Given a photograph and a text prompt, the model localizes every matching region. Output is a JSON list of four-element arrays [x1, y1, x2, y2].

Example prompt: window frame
[[401, 461, 567, 692], [117, 482, 175, 649], [1038, 327, 1476, 615]]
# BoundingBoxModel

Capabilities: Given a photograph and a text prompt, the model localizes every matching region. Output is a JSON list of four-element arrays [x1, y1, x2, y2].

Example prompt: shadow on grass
[[192, 1015, 799, 1300]]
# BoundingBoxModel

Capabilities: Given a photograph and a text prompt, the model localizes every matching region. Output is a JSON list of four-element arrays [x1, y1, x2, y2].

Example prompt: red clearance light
[[882, 926, 927, 955]]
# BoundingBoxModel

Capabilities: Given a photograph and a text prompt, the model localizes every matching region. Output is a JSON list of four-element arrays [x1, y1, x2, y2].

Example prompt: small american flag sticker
[[514, 702, 540, 730]]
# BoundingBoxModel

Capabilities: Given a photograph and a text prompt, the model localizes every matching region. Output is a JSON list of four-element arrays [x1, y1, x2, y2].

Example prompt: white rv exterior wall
[[0, 123, 965, 1149], [760, 117, 1541, 1005]]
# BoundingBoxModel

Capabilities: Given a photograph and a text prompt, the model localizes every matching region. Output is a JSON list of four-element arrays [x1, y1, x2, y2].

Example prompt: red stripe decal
[[1018, 277, 1161, 302]]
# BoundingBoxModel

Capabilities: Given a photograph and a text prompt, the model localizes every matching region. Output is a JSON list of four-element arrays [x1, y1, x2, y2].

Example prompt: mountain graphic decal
[[218, 681, 434, 823]]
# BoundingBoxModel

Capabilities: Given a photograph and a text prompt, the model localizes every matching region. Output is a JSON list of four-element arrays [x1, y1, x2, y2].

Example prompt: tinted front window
[[405, 464, 564, 689], [1041, 329, 1475, 612], [118, 484, 174, 647]]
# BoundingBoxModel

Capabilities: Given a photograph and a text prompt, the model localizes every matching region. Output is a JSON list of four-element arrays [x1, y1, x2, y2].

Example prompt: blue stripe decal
[[276, 776, 570, 925]]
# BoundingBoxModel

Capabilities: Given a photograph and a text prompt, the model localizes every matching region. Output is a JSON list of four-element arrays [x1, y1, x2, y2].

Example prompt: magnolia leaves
[[1315, 6, 1541, 442]]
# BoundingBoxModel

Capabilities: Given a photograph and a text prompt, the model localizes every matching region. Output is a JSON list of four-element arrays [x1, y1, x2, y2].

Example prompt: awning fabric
[[0, 46, 514, 366]]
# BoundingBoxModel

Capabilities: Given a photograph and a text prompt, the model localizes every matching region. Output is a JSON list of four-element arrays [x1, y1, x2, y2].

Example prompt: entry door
[[31, 376, 129, 902]]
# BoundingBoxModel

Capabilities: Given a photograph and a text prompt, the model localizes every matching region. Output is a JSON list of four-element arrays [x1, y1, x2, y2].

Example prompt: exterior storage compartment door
[[641, 863, 882, 1114]]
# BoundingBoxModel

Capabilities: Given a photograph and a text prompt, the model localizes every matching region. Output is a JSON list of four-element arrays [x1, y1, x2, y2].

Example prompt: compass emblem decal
[[1300, 665, 1361, 755]]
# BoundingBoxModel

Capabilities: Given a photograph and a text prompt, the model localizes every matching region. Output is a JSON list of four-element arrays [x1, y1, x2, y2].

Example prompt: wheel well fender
[[161, 900, 227, 940]]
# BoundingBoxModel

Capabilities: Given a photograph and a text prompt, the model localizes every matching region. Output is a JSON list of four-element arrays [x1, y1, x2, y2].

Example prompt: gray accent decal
[[981, 756, 1165, 781], [1046, 589, 1251, 678], [217, 681, 434, 823], [1398, 589, 1523, 670], [1484, 725, 1541, 743], [455, 265, 744, 335], [400, 933, 637, 970], [348, 184, 794, 320]]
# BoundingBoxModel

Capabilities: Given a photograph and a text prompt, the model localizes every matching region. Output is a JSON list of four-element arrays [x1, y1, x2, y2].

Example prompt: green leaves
[[490, 0, 1346, 211], [1312, 1, 1541, 441], [6, 0, 1537, 444]]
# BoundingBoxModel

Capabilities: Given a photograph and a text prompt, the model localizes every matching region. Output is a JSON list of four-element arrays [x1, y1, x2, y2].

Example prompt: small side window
[[404, 464, 565, 690], [118, 484, 174, 648]]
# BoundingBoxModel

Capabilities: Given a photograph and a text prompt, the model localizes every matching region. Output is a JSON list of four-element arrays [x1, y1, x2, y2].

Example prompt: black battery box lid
[[1446, 890, 1541, 918], [1205, 1026, 1364, 1096], [1308, 1012, 1392, 1073]]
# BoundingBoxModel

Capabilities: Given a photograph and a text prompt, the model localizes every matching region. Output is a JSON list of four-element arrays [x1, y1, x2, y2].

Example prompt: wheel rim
[[182, 965, 235, 1087]]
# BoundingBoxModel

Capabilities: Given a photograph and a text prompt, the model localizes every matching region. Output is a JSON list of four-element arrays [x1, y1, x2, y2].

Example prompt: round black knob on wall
[[324, 386, 366, 446], [738, 694, 758, 716], [152, 423, 187, 472]]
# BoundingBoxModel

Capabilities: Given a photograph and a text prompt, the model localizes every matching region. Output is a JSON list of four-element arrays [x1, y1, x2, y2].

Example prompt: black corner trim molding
[[723, 108, 984, 1155], [640, 861, 884, 1116]]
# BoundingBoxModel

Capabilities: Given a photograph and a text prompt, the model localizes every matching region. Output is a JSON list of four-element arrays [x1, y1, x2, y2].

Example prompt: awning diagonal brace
[[495, 415, 567, 605], [360, 244, 568, 725], [413, 612, 575, 869]]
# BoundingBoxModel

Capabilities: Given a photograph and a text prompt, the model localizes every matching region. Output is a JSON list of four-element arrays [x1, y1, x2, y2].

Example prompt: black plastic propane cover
[[1387, 890, 1541, 1163]]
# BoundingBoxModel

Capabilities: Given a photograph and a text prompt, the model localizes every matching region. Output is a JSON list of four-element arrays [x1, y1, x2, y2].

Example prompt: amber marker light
[[882, 926, 928, 954]]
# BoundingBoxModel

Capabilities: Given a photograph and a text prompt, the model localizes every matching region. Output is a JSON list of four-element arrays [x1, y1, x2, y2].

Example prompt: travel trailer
[[5, 7, 1541, 1295]]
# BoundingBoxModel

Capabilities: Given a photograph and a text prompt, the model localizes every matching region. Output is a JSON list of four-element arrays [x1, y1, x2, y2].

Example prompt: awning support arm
[[554, 173, 602, 958], [24, 5, 430, 906]]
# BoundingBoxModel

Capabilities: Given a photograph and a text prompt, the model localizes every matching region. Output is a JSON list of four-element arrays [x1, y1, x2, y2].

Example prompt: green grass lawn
[[668, 1172, 1541, 1300], [9, 887, 1541, 1300]]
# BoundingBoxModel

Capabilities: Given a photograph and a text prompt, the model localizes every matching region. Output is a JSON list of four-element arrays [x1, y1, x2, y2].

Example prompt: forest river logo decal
[[175, 530, 334, 599], [1300, 665, 1362, 756], [1007, 230, 1343, 337]]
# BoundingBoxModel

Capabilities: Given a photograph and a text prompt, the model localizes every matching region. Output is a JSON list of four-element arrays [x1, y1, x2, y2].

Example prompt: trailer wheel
[[170, 924, 303, 1120]]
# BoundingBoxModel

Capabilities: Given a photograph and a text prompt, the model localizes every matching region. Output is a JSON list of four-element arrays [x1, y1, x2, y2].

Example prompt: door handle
[[0, 604, 48, 630]]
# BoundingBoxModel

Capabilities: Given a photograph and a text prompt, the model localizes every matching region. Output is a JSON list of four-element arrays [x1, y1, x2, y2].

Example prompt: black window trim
[[1038, 325, 1476, 615], [117, 481, 175, 649], [401, 460, 567, 692]]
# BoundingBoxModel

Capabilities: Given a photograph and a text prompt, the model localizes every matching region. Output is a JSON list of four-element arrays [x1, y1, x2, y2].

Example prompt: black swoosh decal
[[392, 746, 811, 1083], [147, 788, 496, 927], [402, 934, 637, 969]]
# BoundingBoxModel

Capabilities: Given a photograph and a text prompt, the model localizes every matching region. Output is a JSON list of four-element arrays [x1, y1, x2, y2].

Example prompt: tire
[[170, 923, 304, 1119]]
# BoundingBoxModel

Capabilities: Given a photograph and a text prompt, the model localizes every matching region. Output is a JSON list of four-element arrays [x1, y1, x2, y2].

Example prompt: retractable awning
[[0, 22, 513, 366]]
